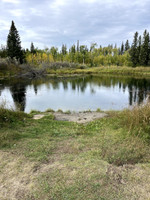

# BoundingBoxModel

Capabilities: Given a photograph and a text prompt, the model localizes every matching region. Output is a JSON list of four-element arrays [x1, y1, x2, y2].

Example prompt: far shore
[[1, 65, 150, 79]]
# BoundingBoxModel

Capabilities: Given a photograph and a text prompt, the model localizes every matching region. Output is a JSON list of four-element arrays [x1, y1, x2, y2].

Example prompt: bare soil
[[34, 111, 107, 123]]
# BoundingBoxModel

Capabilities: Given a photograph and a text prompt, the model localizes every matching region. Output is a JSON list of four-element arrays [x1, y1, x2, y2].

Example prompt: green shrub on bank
[[0, 107, 29, 127], [0, 58, 21, 76]]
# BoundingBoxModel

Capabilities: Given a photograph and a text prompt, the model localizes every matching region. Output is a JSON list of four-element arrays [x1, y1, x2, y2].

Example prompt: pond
[[0, 75, 150, 113]]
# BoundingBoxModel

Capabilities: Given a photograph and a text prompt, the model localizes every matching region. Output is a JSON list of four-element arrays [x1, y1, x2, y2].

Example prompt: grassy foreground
[[0, 105, 150, 199]]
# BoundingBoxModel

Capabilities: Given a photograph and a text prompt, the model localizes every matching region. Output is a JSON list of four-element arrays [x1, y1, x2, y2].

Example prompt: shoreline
[[1, 66, 150, 79]]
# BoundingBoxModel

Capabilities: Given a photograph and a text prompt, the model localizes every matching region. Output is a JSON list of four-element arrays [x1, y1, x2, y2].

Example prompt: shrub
[[0, 103, 29, 127], [43, 62, 77, 69]]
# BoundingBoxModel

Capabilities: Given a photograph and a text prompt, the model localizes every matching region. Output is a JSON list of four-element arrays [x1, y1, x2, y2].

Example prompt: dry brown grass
[[120, 101, 150, 139]]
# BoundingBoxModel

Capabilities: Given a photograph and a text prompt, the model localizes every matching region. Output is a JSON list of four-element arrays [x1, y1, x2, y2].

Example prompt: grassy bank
[[0, 104, 150, 199], [46, 66, 150, 77], [1, 58, 150, 78]]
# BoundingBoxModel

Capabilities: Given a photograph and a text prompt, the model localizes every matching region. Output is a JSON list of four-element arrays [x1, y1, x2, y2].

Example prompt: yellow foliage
[[48, 54, 54, 62], [26, 53, 54, 65]]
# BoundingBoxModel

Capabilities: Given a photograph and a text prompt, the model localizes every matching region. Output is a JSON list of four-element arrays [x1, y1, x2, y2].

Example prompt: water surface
[[0, 75, 150, 112]]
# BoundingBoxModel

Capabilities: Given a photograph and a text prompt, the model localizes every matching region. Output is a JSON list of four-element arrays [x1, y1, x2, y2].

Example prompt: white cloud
[[9, 9, 23, 17], [0, 19, 10, 31], [30, 8, 43, 16], [51, 0, 69, 7], [1, 0, 20, 4], [79, 0, 98, 3], [49, 0, 70, 14], [0, 0, 150, 48]]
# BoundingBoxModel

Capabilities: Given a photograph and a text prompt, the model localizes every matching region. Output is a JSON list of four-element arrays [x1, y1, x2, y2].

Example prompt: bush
[[0, 105, 29, 127], [0, 58, 21, 76], [42, 61, 77, 69]]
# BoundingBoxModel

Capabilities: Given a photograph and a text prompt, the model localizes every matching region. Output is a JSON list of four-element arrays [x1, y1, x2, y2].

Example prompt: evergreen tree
[[137, 35, 142, 65], [125, 40, 130, 51], [121, 42, 124, 55], [130, 32, 139, 66], [30, 42, 36, 54], [7, 21, 23, 63], [140, 30, 149, 66], [118, 47, 121, 55]]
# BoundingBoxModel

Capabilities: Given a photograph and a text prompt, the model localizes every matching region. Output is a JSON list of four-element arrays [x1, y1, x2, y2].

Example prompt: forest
[[0, 21, 150, 68]]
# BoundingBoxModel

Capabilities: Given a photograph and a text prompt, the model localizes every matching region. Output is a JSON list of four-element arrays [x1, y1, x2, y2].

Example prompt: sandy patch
[[54, 112, 107, 123], [33, 114, 45, 120], [33, 112, 107, 123]]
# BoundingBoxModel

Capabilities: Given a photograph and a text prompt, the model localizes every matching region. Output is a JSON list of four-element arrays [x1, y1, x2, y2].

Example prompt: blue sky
[[0, 0, 150, 49]]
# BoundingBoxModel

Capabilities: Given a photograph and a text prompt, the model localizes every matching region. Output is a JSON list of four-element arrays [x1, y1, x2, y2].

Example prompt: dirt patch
[[54, 112, 107, 123], [33, 114, 45, 120], [34, 111, 107, 123]]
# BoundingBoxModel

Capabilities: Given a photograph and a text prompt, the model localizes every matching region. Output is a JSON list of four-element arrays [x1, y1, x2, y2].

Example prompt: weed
[[64, 110, 71, 114], [57, 109, 63, 113], [45, 108, 55, 113], [96, 108, 102, 112]]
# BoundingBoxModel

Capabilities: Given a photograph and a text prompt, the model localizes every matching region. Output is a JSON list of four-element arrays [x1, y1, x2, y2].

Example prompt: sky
[[0, 0, 150, 49]]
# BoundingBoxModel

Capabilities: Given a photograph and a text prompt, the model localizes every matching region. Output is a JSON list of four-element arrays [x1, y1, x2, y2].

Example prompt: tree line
[[0, 21, 150, 67]]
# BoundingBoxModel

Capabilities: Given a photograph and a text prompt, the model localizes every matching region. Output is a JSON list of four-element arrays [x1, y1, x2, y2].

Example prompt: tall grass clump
[[121, 101, 150, 140], [0, 103, 29, 127], [0, 102, 30, 147]]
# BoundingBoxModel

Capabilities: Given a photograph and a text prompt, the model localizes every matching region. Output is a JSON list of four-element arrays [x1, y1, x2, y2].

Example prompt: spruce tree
[[7, 21, 23, 63], [138, 35, 142, 65], [30, 42, 36, 54], [140, 30, 149, 66], [121, 42, 124, 55], [130, 32, 139, 66], [125, 40, 130, 51]]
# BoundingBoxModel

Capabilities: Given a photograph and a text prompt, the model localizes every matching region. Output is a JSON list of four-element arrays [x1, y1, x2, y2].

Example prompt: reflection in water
[[0, 75, 150, 112], [10, 85, 26, 111], [128, 78, 150, 105], [34, 85, 38, 95]]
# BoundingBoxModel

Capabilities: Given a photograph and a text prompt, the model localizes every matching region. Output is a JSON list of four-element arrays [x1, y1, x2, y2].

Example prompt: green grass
[[0, 107, 29, 125], [46, 66, 150, 77], [2, 64, 150, 79], [0, 107, 150, 199]]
